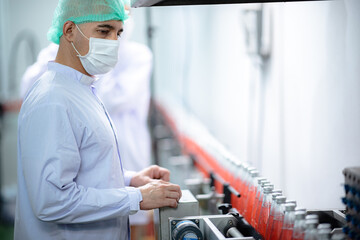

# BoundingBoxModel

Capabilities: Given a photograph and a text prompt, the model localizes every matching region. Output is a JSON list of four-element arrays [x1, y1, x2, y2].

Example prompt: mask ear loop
[[71, 24, 90, 57], [75, 24, 90, 40], [71, 42, 82, 56]]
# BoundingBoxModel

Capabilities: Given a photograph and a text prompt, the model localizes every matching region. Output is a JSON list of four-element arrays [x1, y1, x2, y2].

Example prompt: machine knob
[[172, 220, 203, 240], [218, 203, 232, 214]]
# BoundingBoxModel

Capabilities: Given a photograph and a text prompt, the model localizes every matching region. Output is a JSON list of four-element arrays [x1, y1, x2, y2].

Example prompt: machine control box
[[155, 189, 200, 240]]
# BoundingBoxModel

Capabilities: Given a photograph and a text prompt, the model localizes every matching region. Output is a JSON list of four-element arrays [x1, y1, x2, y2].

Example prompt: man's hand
[[130, 165, 171, 187], [139, 180, 182, 210]]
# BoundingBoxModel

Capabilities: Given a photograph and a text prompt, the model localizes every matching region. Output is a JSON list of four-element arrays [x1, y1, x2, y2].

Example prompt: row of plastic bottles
[[226, 163, 347, 240]]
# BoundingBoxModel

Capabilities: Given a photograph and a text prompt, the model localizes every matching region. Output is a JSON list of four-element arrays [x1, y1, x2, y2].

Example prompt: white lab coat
[[15, 62, 143, 239], [20, 40, 153, 225]]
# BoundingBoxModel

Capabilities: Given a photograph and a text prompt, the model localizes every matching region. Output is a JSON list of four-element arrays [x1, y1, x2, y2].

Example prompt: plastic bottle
[[330, 233, 346, 240], [243, 171, 260, 221], [279, 203, 296, 240], [246, 176, 267, 222], [317, 223, 331, 231], [304, 219, 319, 240], [250, 179, 269, 225], [264, 192, 282, 238], [254, 183, 273, 230], [316, 226, 331, 240], [256, 186, 274, 236], [266, 195, 286, 239], [292, 210, 306, 240], [239, 167, 256, 214], [268, 196, 287, 240]]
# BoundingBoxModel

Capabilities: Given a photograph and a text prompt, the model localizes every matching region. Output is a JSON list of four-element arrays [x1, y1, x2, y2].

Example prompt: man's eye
[[97, 30, 109, 35]]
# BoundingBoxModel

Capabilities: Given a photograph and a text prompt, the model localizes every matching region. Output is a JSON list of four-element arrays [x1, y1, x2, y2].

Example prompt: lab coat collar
[[47, 61, 98, 86]]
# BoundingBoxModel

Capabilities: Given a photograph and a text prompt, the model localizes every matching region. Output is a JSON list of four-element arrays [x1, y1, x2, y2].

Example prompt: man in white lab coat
[[21, 19, 154, 237], [15, 0, 181, 239]]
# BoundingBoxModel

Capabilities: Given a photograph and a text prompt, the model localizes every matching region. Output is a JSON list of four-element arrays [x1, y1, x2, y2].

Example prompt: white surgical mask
[[71, 24, 119, 76]]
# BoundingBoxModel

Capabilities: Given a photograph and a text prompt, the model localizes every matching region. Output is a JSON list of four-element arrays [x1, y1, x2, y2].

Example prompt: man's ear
[[62, 21, 76, 42]]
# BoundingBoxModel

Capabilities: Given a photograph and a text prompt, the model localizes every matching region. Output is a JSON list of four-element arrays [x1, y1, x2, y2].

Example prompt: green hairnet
[[47, 0, 129, 44]]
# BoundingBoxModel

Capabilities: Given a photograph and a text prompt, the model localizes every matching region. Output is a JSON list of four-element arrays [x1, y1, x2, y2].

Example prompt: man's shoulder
[[21, 71, 73, 112]]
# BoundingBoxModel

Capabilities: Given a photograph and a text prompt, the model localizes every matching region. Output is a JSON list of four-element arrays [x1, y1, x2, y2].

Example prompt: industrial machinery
[[151, 101, 348, 240], [156, 190, 260, 240], [342, 167, 360, 239]]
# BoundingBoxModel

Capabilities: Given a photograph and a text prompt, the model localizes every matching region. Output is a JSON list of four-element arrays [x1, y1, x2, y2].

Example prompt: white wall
[[150, 0, 360, 209]]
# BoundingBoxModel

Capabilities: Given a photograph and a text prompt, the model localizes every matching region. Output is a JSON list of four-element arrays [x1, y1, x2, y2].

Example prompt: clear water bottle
[[304, 219, 319, 240], [279, 203, 296, 240], [292, 210, 306, 240]]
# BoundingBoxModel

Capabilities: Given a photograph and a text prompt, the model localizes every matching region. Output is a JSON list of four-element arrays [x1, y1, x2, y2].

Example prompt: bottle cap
[[295, 207, 306, 212], [272, 189, 282, 194], [275, 196, 287, 204], [305, 219, 318, 228], [285, 200, 297, 207], [260, 181, 271, 187], [272, 193, 282, 200], [246, 167, 257, 173], [257, 178, 267, 184], [306, 214, 319, 221], [295, 211, 306, 220], [317, 223, 331, 230], [263, 186, 273, 194], [250, 170, 259, 177], [263, 184, 274, 191], [284, 203, 296, 211]]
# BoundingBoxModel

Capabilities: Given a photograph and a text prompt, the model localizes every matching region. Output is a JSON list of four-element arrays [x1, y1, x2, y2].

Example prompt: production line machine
[[150, 101, 349, 240]]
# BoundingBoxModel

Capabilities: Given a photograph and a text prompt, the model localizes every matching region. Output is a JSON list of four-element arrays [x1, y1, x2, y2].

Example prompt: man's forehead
[[95, 20, 123, 27]]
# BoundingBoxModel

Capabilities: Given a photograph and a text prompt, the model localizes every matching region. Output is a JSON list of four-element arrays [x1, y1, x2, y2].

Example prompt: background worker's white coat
[[21, 37, 153, 225]]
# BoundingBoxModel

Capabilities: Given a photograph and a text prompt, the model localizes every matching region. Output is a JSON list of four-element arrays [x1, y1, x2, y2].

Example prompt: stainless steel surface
[[227, 227, 244, 238], [156, 189, 200, 240], [170, 215, 255, 240], [196, 188, 224, 215]]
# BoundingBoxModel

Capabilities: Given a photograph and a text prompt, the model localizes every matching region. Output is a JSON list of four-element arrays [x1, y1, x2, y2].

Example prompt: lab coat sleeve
[[124, 170, 137, 186], [99, 43, 153, 114], [19, 103, 142, 223]]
